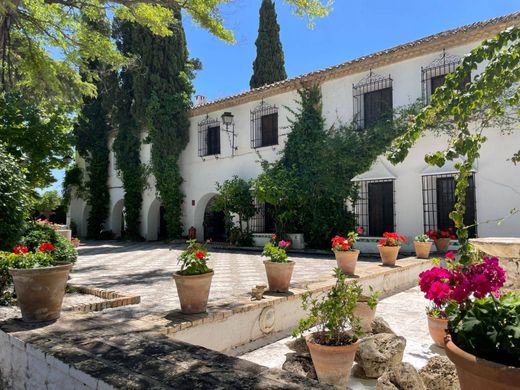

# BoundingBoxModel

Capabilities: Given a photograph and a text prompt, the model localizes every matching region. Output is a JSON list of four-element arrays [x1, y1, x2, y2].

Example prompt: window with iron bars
[[250, 201, 276, 233], [354, 179, 395, 237], [421, 51, 471, 105], [422, 173, 477, 237], [251, 102, 278, 149], [198, 117, 221, 157], [353, 71, 393, 129]]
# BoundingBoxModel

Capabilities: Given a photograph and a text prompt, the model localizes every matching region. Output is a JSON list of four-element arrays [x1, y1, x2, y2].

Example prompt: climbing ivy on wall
[[111, 19, 145, 240], [128, 12, 195, 239]]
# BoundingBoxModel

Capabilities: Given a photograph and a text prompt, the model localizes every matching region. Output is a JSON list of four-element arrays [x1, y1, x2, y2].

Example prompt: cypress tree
[[250, 0, 287, 89], [129, 12, 194, 239], [75, 18, 112, 239]]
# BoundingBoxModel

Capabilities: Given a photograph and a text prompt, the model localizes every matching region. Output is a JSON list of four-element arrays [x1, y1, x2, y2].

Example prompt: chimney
[[195, 95, 207, 106]]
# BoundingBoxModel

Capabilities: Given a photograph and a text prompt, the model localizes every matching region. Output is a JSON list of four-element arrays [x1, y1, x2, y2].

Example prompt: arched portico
[[146, 198, 168, 241], [193, 193, 226, 242], [111, 199, 125, 239]]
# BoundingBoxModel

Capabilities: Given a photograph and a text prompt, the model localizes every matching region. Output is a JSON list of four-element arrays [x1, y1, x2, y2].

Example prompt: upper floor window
[[251, 102, 278, 148], [198, 117, 221, 157], [353, 71, 393, 129], [422, 51, 471, 104]]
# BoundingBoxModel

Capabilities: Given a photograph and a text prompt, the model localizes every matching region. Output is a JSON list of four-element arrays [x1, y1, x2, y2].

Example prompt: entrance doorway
[[203, 197, 226, 242]]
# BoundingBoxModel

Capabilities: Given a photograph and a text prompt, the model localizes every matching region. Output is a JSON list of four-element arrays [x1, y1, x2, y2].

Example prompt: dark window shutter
[[368, 181, 394, 236], [430, 74, 446, 96], [363, 87, 393, 128], [436, 176, 476, 237], [261, 113, 278, 147], [206, 126, 220, 155]]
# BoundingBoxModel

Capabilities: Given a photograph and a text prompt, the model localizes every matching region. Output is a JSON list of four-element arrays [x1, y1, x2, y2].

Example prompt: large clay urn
[[305, 333, 359, 387], [9, 263, 72, 323], [427, 315, 448, 347], [173, 270, 214, 314], [353, 301, 376, 332], [435, 238, 451, 253], [378, 245, 400, 266], [414, 241, 433, 259], [263, 260, 295, 293], [333, 249, 359, 276], [445, 336, 520, 390]]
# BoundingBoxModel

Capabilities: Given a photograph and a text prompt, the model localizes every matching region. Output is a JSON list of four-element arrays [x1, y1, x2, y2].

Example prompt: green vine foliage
[[129, 13, 195, 239], [62, 163, 85, 208], [111, 19, 146, 241], [388, 27, 520, 265], [75, 18, 112, 239], [255, 86, 420, 248]]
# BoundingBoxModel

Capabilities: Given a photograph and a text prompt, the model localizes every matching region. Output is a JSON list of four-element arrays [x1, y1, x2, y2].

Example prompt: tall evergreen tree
[[74, 18, 112, 239], [128, 12, 195, 239], [250, 0, 287, 89]]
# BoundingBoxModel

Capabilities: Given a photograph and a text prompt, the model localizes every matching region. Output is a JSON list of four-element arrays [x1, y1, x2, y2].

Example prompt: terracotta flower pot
[[305, 333, 359, 387], [427, 315, 448, 347], [445, 336, 520, 390], [353, 301, 376, 332], [435, 238, 451, 253], [414, 241, 433, 259], [378, 245, 400, 266], [263, 260, 295, 292], [9, 263, 72, 323], [173, 270, 214, 314], [333, 249, 360, 276]]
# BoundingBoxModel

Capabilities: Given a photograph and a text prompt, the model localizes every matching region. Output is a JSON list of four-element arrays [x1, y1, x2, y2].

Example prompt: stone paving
[[70, 241, 382, 319]]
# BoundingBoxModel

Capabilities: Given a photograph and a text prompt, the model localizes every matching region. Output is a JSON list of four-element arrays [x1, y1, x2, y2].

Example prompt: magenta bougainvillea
[[419, 256, 506, 307]]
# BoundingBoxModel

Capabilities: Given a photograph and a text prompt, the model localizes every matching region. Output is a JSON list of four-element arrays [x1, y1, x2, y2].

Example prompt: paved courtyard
[[71, 241, 381, 319]]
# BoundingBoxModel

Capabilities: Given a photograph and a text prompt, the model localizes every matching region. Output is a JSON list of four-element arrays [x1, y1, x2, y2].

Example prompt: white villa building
[[69, 12, 520, 252]]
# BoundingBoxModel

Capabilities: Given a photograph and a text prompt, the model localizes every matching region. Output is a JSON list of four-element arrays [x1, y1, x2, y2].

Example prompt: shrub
[[20, 221, 77, 264]]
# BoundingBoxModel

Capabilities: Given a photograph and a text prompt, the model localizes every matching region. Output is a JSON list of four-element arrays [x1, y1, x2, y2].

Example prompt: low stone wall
[[503, 257, 520, 291]]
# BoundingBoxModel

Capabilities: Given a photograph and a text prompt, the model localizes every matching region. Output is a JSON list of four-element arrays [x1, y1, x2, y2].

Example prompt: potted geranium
[[426, 228, 455, 253], [262, 234, 293, 292], [377, 232, 406, 266], [293, 268, 363, 387], [414, 233, 433, 259], [353, 285, 381, 332], [2, 242, 74, 323], [173, 240, 213, 314], [331, 228, 363, 275]]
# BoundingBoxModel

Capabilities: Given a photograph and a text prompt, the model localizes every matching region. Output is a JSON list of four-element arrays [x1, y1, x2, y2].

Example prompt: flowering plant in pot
[[173, 240, 213, 314], [414, 233, 433, 259], [0, 242, 75, 322], [293, 268, 363, 387], [377, 232, 406, 266], [426, 228, 456, 253], [262, 234, 294, 292], [353, 285, 381, 332], [331, 228, 363, 275]]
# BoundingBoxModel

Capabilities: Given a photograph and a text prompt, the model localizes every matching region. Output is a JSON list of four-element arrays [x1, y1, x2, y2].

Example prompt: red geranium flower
[[195, 250, 205, 260], [271, 234, 277, 240], [38, 242, 55, 252], [13, 246, 29, 254], [357, 228, 363, 234]]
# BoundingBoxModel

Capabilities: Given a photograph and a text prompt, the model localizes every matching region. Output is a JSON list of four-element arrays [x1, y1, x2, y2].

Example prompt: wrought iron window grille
[[250, 101, 279, 149], [421, 50, 470, 105], [353, 70, 393, 129], [353, 179, 396, 237], [250, 200, 276, 233], [198, 116, 221, 159], [422, 173, 477, 237]]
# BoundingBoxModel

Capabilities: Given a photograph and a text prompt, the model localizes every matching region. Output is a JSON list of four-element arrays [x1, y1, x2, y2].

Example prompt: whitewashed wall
[[69, 40, 520, 244]]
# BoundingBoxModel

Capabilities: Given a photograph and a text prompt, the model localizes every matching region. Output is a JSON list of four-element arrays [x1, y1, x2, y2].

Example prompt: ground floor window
[[250, 202, 276, 233], [422, 173, 477, 237], [354, 179, 395, 236]]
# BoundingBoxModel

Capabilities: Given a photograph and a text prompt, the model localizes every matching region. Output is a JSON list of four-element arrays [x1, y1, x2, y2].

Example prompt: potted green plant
[[331, 228, 363, 275], [414, 233, 433, 259], [353, 286, 381, 332], [2, 242, 74, 323], [262, 234, 294, 292], [293, 268, 363, 387], [426, 228, 455, 253], [377, 232, 406, 266], [173, 240, 213, 314]]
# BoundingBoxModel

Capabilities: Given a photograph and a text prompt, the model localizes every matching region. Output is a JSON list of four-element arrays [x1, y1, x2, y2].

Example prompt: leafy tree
[[388, 26, 520, 264], [0, 143, 31, 251], [250, 0, 287, 89], [212, 176, 256, 245], [34, 191, 62, 219], [0, 93, 73, 189]]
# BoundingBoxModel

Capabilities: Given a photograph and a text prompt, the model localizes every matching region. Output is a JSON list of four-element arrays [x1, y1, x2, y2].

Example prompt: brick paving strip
[[64, 285, 140, 313]]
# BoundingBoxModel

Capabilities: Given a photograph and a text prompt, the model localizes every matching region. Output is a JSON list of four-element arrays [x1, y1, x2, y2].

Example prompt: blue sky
[[44, 0, 519, 193]]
